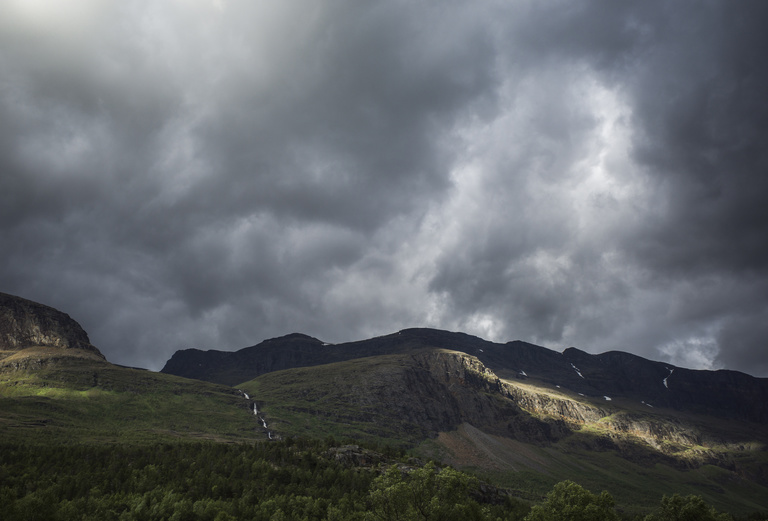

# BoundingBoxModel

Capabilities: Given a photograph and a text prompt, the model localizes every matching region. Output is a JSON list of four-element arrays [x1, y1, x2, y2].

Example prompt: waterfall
[[663, 368, 674, 389]]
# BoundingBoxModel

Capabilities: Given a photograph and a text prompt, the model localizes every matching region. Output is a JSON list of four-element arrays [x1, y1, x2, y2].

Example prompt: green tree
[[366, 462, 485, 521], [524, 480, 619, 521], [643, 494, 732, 521]]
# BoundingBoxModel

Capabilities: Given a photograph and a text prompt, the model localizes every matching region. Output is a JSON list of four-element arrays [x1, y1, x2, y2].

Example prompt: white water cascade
[[663, 368, 674, 389]]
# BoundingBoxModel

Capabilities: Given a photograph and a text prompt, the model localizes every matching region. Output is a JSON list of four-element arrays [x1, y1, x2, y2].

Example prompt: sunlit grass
[[0, 357, 261, 445]]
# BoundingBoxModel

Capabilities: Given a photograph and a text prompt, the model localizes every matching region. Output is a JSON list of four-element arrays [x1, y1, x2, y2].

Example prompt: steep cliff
[[0, 292, 104, 364]]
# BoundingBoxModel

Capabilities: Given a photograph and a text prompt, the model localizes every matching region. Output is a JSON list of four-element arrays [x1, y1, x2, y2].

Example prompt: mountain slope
[[0, 293, 265, 444], [0, 352, 265, 444], [160, 326, 768, 514], [238, 348, 768, 514], [240, 349, 562, 446]]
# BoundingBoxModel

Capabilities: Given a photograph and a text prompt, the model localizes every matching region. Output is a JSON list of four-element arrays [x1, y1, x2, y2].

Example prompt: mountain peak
[[562, 346, 589, 358], [263, 332, 323, 344]]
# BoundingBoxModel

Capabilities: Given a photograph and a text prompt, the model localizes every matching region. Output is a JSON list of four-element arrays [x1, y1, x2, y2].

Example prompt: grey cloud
[[626, 2, 768, 273], [1, 1, 767, 375], [423, 1, 768, 374], [716, 308, 768, 378]]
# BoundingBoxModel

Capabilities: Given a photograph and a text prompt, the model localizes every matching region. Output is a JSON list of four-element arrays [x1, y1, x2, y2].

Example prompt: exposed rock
[[0, 292, 104, 360], [500, 384, 608, 425], [326, 445, 384, 467]]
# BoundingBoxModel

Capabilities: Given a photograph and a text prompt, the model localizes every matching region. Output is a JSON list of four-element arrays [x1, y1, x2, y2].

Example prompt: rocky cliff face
[[401, 350, 765, 467], [0, 292, 103, 360], [410, 350, 573, 444]]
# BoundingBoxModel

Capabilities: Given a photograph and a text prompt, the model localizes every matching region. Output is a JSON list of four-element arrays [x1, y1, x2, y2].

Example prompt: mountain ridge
[[162, 327, 768, 424]]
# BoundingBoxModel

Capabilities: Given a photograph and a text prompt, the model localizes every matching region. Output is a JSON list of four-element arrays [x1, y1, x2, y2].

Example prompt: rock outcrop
[[326, 445, 384, 467], [0, 292, 103, 360]]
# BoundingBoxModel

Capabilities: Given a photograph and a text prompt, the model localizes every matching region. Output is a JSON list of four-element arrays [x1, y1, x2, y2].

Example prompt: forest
[[1, 437, 757, 521]]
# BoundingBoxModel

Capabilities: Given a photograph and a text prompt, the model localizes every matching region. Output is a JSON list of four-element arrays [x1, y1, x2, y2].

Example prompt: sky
[[1, 1, 767, 376]]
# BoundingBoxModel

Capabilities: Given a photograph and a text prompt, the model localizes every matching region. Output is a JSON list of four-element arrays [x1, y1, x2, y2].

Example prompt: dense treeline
[[0, 439, 761, 521], [0, 438, 523, 521]]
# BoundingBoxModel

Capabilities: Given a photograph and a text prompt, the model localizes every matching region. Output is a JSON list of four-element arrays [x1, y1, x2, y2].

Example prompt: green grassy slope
[[240, 353, 432, 447], [0, 348, 261, 444], [239, 352, 768, 516]]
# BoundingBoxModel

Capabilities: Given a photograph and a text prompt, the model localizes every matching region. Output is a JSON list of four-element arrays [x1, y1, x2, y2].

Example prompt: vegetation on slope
[[0, 439, 528, 521], [1, 438, 752, 521], [240, 353, 443, 447]]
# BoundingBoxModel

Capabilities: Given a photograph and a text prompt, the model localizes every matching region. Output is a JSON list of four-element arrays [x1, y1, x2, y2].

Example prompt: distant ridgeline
[[162, 327, 768, 424]]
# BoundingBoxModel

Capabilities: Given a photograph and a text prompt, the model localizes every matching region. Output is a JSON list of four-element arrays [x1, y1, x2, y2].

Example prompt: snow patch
[[519, 370, 527, 377], [603, 396, 612, 401], [571, 363, 585, 379], [641, 401, 654, 408]]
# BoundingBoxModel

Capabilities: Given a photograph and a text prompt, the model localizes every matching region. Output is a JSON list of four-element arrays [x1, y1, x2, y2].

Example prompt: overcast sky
[[2, 1, 767, 376]]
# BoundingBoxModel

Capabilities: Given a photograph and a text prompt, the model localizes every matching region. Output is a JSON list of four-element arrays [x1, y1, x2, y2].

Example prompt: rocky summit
[[0, 292, 103, 361]]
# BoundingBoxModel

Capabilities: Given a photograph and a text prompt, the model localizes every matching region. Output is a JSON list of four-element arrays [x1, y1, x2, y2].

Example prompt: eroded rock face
[[0, 292, 102, 356], [411, 351, 745, 458]]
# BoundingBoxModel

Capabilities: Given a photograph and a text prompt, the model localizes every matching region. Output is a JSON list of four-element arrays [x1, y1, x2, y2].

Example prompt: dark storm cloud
[[1, 1, 767, 376], [618, 1, 768, 373], [425, 0, 768, 374]]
